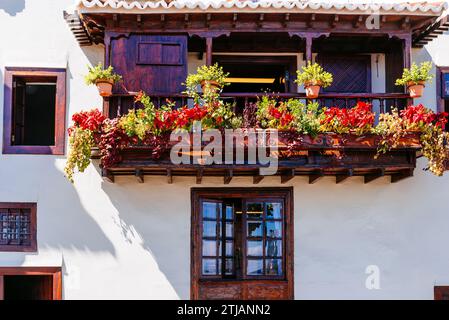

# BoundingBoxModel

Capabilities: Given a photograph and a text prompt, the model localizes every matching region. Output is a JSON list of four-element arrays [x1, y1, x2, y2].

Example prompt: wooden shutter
[[12, 78, 26, 145], [110, 34, 187, 94], [316, 54, 371, 93]]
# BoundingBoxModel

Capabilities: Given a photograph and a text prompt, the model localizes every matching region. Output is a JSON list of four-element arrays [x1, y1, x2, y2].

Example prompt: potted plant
[[395, 61, 433, 98], [185, 63, 229, 98], [295, 62, 333, 99], [85, 63, 122, 97]]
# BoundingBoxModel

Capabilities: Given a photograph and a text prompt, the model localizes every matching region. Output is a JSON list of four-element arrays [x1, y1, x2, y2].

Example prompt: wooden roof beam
[[283, 13, 290, 28], [307, 13, 316, 28], [232, 13, 238, 28], [205, 13, 211, 28], [401, 17, 411, 29], [258, 13, 264, 28], [161, 14, 166, 28], [353, 15, 363, 29], [331, 15, 339, 28], [184, 14, 190, 28]]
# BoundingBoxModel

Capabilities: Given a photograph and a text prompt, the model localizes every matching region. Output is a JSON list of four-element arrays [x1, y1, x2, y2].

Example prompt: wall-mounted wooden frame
[[436, 66, 449, 113], [0, 202, 37, 252], [0, 267, 62, 300], [3, 67, 66, 155], [191, 187, 294, 300]]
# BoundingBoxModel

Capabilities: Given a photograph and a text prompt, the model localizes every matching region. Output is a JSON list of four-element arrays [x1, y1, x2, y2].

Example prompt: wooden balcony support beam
[[391, 168, 413, 183], [253, 175, 264, 184], [224, 169, 233, 184], [281, 169, 295, 184], [196, 168, 203, 184], [135, 169, 144, 183], [336, 169, 353, 184], [309, 169, 324, 184], [167, 168, 173, 184], [102, 169, 114, 183], [364, 168, 385, 184]]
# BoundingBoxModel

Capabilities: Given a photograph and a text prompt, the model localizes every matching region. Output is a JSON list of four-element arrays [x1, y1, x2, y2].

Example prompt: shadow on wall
[[99, 175, 191, 299], [0, 0, 25, 16]]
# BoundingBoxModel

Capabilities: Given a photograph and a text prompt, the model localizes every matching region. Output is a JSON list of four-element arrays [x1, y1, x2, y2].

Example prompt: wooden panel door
[[109, 34, 187, 94], [191, 188, 294, 300], [316, 54, 371, 93]]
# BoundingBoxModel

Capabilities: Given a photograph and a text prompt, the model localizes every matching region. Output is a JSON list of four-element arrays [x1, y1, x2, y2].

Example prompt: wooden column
[[206, 37, 213, 66], [0, 275, 3, 300], [305, 34, 313, 62], [401, 34, 412, 69]]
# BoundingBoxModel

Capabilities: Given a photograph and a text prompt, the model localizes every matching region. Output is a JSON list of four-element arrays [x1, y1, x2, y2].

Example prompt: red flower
[[269, 107, 282, 119], [71, 109, 105, 132]]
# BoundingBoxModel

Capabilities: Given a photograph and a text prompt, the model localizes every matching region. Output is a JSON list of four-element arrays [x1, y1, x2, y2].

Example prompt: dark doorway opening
[[0, 267, 62, 300], [12, 76, 56, 146], [213, 55, 297, 94], [3, 275, 53, 300]]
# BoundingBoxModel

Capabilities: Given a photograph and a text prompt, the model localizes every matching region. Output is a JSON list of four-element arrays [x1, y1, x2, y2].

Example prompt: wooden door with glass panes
[[191, 188, 293, 300]]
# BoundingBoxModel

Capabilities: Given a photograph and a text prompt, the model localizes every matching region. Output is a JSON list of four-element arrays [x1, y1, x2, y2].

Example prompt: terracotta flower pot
[[200, 80, 220, 95], [304, 82, 321, 99], [407, 81, 425, 98], [95, 79, 114, 97]]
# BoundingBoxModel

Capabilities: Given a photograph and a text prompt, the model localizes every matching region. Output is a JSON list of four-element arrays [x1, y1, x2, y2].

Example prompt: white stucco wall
[[1, 0, 449, 300]]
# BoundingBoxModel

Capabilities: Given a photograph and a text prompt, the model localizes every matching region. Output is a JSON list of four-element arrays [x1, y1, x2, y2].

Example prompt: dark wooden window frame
[[0, 267, 62, 300], [0, 202, 37, 252], [434, 286, 449, 300], [436, 66, 449, 113], [3, 67, 66, 155], [191, 187, 294, 300]]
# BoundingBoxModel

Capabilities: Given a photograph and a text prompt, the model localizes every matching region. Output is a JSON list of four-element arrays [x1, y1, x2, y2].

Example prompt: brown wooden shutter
[[316, 54, 372, 93], [12, 78, 26, 145], [110, 34, 187, 94]]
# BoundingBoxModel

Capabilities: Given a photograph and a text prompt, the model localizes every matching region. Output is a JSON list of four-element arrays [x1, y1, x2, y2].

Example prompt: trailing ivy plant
[[395, 61, 433, 86], [64, 109, 105, 182], [85, 62, 122, 85], [295, 62, 333, 87]]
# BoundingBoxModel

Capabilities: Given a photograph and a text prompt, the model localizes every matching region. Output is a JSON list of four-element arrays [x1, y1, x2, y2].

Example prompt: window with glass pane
[[199, 198, 285, 280], [201, 201, 234, 277], [245, 201, 283, 277]]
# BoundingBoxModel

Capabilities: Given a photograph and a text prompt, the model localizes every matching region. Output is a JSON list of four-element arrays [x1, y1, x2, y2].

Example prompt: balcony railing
[[104, 92, 412, 119]]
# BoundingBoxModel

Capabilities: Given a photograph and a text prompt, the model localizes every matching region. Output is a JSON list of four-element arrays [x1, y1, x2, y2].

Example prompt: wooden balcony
[[96, 130, 421, 184]]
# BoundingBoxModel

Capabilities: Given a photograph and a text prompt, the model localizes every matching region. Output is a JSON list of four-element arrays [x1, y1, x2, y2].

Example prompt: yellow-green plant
[[184, 64, 229, 102], [85, 62, 122, 85], [395, 61, 433, 86], [295, 62, 333, 87], [64, 127, 96, 183]]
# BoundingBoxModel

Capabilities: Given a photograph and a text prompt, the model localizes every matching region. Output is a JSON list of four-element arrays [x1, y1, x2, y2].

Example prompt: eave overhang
[[65, 0, 448, 47]]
